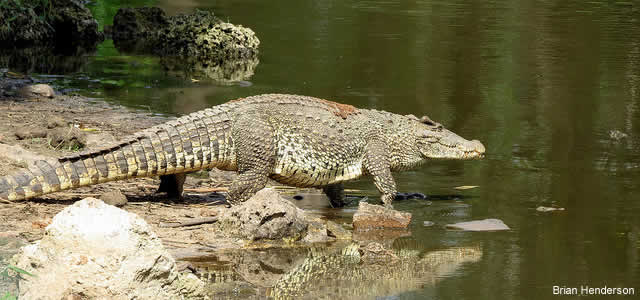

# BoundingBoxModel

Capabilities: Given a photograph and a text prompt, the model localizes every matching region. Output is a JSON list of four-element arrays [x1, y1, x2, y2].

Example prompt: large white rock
[[12, 198, 208, 300]]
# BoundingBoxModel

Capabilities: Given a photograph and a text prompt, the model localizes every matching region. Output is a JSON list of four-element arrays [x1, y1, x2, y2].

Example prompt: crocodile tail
[[0, 106, 232, 202], [0, 135, 157, 201]]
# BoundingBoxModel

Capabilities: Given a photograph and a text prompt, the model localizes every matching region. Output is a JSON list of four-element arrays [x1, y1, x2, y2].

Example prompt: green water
[[10, 0, 640, 298]]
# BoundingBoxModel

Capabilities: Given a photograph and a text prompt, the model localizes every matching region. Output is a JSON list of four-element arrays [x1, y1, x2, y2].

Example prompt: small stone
[[446, 219, 510, 231], [46, 116, 67, 129], [536, 206, 565, 212], [423, 221, 435, 227], [14, 127, 47, 140], [353, 202, 412, 230], [100, 190, 128, 207], [19, 84, 55, 98]]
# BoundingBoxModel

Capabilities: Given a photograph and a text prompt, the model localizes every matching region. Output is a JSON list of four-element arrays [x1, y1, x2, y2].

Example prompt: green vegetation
[[1, 292, 17, 300], [0, 0, 55, 43], [86, 0, 156, 30], [1, 264, 35, 299]]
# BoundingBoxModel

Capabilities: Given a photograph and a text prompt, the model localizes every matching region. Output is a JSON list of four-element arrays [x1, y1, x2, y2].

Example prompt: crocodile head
[[412, 115, 485, 160]]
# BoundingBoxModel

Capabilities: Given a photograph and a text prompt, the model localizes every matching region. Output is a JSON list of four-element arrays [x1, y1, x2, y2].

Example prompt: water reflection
[[0, 45, 95, 74], [193, 243, 482, 299], [160, 56, 259, 83]]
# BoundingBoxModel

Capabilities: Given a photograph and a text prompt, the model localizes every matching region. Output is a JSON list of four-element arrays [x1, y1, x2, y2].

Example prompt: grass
[[0, 264, 35, 299]]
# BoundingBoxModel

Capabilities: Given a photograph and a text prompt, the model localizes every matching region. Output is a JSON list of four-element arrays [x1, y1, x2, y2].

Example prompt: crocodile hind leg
[[157, 173, 187, 199], [226, 114, 276, 206], [323, 183, 347, 207]]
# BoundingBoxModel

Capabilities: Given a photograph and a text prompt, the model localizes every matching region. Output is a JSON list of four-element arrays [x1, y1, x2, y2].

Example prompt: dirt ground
[[0, 81, 332, 263]]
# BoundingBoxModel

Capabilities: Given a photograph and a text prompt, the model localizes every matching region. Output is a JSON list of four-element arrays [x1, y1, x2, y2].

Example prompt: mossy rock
[[113, 7, 259, 60], [0, 0, 103, 47]]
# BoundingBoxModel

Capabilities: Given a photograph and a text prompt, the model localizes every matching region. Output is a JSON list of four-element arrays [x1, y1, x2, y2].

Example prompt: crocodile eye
[[419, 116, 437, 126]]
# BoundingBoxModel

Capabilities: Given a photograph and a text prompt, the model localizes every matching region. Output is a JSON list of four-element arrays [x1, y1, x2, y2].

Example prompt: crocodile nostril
[[471, 140, 485, 154]]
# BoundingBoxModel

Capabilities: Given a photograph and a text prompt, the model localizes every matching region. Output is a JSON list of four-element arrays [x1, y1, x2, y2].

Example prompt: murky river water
[[6, 0, 640, 299]]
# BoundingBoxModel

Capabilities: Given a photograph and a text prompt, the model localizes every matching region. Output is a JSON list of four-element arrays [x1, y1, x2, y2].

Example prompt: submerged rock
[[423, 221, 435, 227], [536, 206, 565, 212], [352, 202, 412, 230], [445, 219, 510, 231], [10, 198, 208, 299], [609, 129, 628, 141]]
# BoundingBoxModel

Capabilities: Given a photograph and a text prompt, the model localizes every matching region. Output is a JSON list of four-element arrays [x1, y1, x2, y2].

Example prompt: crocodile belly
[[272, 145, 363, 187]]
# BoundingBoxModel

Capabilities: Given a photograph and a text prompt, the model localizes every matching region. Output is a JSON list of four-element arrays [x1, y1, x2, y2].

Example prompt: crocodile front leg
[[363, 139, 397, 209], [226, 114, 276, 205]]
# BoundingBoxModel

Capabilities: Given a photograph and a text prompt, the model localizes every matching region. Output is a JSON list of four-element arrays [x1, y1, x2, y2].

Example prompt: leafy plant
[[1, 264, 34, 300], [1, 292, 17, 300]]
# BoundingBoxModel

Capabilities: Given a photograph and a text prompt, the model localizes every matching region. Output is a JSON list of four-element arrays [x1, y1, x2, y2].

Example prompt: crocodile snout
[[471, 140, 485, 155]]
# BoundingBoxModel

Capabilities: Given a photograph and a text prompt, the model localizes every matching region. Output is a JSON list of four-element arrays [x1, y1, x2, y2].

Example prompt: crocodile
[[0, 94, 485, 207]]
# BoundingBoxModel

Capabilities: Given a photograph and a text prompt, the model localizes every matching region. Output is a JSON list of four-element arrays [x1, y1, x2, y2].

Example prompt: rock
[[46, 116, 67, 129], [113, 8, 259, 60], [423, 221, 435, 227], [47, 127, 86, 150], [18, 84, 55, 98], [10, 198, 208, 300], [100, 190, 128, 207], [609, 129, 628, 141], [111, 7, 259, 81], [445, 219, 510, 231], [217, 188, 308, 240], [112, 7, 169, 41], [14, 127, 48, 140], [352, 202, 412, 231], [536, 206, 565, 212], [0, 0, 103, 46]]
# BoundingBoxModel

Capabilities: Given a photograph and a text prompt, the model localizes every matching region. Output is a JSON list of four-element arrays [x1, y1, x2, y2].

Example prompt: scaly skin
[[0, 94, 485, 207]]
